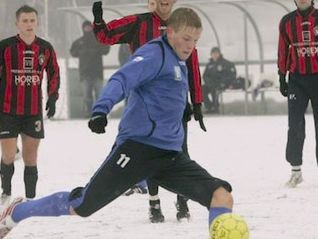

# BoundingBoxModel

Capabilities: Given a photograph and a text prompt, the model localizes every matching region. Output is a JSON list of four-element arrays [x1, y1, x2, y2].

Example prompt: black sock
[[147, 180, 159, 196], [0, 161, 14, 195], [149, 199, 160, 207], [24, 166, 38, 199], [177, 195, 188, 203]]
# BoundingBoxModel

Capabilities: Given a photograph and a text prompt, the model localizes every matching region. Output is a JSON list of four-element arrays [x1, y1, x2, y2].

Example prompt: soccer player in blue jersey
[[0, 8, 235, 239]]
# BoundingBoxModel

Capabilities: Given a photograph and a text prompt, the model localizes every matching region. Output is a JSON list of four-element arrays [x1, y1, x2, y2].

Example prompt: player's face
[[155, 0, 176, 19], [168, 26, 202, 61], [16, 12, 38, 38], [83, 25, 93, 33], [295, 0, 312, 10], [211, 52, 220, 61]]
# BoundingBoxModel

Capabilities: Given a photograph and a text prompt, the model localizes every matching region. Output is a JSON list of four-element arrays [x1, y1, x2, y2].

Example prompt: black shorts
[[0, 112, 44, 139], [71, 140, 232, 217]]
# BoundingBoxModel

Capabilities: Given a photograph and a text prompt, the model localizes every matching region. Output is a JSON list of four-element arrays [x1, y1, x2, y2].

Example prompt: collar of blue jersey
[[161, 34, 185, 63]]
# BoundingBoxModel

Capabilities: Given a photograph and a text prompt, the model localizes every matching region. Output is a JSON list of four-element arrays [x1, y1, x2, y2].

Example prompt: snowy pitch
[[4, 115, 318, 238]]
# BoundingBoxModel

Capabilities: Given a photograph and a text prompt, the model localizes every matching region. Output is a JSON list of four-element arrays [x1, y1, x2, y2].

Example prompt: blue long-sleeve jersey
[[92, 36, 188, 151]]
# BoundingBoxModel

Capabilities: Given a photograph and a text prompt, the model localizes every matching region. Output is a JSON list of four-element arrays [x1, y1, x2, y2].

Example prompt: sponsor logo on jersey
[[297, 46, 318, 57], [302, 31, 311, 42], [11, 69, 41, 74], [133, 56, 144, 62], [23, 57, 33, 70], [14, 75, 40, 86]]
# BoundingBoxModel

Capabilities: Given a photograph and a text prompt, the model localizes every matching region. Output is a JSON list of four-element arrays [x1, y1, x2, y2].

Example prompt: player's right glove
[[88, 112, 107, 134], [92, 1, 103, 24], [279, 73, 288, 97]]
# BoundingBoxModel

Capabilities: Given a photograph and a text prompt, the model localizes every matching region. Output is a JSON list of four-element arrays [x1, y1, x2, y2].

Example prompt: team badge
[[314, 26, 318, 36], [39, 54, 45, 65], [174, 66, 181, 81]]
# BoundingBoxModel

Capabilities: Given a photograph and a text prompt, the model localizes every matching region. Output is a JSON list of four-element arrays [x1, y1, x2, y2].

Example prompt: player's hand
[[193, 104, 207, 132], [45, 96, 56, 118], [279, 74, 288, 97], [92, 1, 103, 24], [88, 112, 107, 134]]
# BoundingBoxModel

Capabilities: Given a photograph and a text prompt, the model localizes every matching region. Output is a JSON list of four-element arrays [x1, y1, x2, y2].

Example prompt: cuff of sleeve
[[93, 20, 106, 30], [49, 93, 59, 101]]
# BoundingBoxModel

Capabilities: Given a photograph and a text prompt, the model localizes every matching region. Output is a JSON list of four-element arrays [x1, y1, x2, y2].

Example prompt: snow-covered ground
[[4, 115, 318, 239]]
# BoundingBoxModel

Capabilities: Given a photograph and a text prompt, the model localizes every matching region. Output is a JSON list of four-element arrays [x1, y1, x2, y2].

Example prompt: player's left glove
[[88, 112, 107, 134], [45, 96, 57, 118], [279, 73, 288, 97], [193, 104, 207, 132], [92, 1, 103, 24]]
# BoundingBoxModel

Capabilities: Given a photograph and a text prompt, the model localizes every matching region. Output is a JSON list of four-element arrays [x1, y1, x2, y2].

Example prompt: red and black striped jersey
[[0, 35, 60, 116], [278, 7, 318, 75], [93, 12, 202, 104]]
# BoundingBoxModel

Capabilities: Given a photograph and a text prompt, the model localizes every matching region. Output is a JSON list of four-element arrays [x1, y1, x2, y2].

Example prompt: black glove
[[92, 1, 103, 24], [183, 102, 193, 122], [193, 104, 207, 132], [279, 74, 288, 97], [88, 112, 107, 134], [45, 96, 56, 118]]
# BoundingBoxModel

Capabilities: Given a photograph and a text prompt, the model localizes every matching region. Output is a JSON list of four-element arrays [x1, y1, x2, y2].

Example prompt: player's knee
[[210, 187, 233, 209]]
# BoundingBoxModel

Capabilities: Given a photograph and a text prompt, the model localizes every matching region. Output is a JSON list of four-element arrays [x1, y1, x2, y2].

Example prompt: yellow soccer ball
[[210, 213, 249, 239]]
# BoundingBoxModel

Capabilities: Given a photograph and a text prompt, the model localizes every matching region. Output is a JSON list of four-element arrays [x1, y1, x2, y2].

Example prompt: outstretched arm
[[92, 1, 138, 45]]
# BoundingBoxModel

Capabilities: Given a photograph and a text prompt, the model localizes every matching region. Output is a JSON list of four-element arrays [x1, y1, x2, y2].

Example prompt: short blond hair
[[167, 8, 202, 32]]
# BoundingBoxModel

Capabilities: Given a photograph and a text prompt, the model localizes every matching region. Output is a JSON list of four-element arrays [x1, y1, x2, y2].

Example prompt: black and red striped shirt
[[0, 35, 60, 116], [93, 12, 202, 104], [278, 7, 318, 75]]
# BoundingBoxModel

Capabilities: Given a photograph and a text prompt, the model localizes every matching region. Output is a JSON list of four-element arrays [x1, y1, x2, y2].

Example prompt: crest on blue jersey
[[174, 66, 181, 81]]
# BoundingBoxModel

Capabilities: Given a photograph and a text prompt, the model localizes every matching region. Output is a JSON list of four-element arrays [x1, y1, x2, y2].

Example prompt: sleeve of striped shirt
[[0, 41, 4, 75], [93, 15, 138, 45], [278, 19, 289, 75], [46, 45, 60, 100], [186, 48, 203, 105]]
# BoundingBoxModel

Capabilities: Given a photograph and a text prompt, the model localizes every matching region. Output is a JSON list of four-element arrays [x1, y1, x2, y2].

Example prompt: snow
[[4, 115, 318, 239]]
